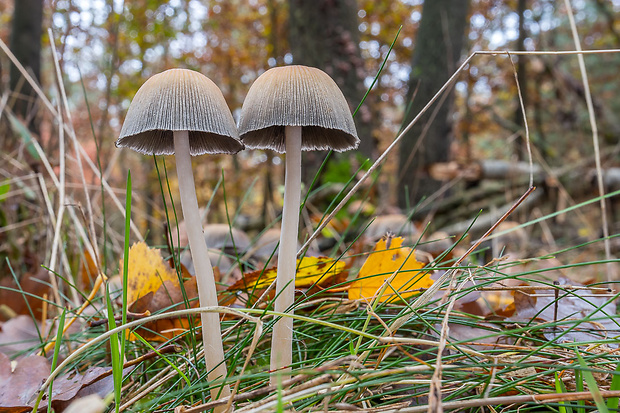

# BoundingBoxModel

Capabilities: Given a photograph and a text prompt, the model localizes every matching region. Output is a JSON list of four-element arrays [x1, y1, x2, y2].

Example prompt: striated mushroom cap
[[238, 65, 359, 153], [117, 68, 243, 156]]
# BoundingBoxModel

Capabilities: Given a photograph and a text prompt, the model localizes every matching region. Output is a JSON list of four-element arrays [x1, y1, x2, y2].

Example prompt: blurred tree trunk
[[288, 0, 373, 184], [9, 0, 43, 135], [397, 0, 469, 209]]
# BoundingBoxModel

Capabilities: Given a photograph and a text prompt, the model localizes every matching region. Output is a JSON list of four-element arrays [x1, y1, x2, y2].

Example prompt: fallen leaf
[[79, 249, 99, 289], [62, 395, 106, 413], [348, 236, 430, 303], [0, 268, 50, 321], [121, 242, 181, 306], [128, 277, 200, 341], [444, 321, 510, 350], [228, 256, 346, 292], [0, 316, 41, 358], [0, 352, 48, 412], [509, 278, 618, 345], [0, 352, 125, 412], [470, 290, 516, 318]]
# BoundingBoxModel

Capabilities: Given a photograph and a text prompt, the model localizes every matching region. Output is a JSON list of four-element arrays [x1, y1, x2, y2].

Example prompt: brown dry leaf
[[348, 236, 430, 303], [120, 243, 233, 341], [0, 268, 50, 321], [0, 316, 41, 358], [121, 242, 180, 306], [0, 352, 48, 412], [78, 249, 99, 289], [128, 277, 200, 341], [0, 352, 115, 412]]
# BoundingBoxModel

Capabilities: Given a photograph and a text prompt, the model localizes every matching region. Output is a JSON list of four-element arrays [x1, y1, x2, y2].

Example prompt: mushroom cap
[[117, 68, 243, 156], [237, 65, 359, 153], [203, 224, 252, 253]]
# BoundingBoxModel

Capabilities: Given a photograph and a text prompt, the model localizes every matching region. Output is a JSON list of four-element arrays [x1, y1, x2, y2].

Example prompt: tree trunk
[[397, 0, 469, 209], [288, 0, 373, 185], [9, 0, 43, 134]]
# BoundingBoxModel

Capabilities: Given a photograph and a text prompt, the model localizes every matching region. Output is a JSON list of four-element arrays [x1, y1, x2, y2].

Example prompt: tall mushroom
[[117, 68, 243, 404], [238, 65, 358, 384]]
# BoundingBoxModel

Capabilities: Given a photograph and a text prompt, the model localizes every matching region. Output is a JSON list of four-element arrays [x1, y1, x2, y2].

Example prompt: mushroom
[[117, 68, 243, 404], [238, 65, 358, 384]]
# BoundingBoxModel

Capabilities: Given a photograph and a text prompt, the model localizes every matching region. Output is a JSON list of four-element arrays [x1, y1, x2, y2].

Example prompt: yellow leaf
[[348, 236, 431, 303], [295, 256, 346, 287], [229, 256, 345, 291], [121, 242, 179, 306]]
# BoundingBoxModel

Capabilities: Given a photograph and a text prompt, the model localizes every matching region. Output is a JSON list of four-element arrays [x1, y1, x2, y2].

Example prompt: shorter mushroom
[[238, 65, 358, 384], [117, 68, 242, 406]]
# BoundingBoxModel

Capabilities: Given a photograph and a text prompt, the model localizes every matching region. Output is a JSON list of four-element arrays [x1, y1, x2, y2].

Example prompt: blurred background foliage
[[1, 0, 620, 279]]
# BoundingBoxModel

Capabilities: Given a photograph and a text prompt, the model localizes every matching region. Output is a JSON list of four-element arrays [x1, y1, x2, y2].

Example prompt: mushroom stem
[[271, 125, 302, 385], [174, 130, 231, 406]]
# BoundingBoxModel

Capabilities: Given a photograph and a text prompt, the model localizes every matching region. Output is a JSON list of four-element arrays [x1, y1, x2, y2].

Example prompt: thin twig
[[0, 36, 143, 241], [39, 273, 107, 355], [506, 51, 534, 188], [356, 390, 620, 413], [298, 52, 476, 256], [49, 28, 101, 268], [475, 49, 620, 55], [47, 87, 66, 308], [563, 0, 614, 283], [428, 270, 473, 413]]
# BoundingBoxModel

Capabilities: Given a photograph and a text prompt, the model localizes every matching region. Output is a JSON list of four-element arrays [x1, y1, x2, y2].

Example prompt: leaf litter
[[1, 235, 618, 411], [509, 277, 619, 346], [0, 352, 119, 412]]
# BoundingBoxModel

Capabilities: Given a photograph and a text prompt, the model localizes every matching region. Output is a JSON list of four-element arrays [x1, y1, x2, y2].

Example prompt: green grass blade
[[46, 308, 66, 413], [555, 372, 573, 413], [106, 284, 122, 413], [133, 332, 191, 386], [607, 360, 620, 409], [352, 25, 401, 118], [575, 349, 608, 413]]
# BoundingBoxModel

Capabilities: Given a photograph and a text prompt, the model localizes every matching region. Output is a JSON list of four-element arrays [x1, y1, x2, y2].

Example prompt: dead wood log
[[429, 160, 544, 182], [438, 188, 544, 236]]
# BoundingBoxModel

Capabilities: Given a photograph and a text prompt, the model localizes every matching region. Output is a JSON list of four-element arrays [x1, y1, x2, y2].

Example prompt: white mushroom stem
[[174, 130, 231, 406], [271, 125, 302, 385]]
